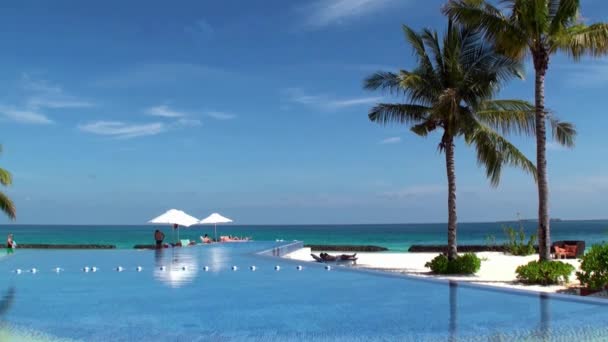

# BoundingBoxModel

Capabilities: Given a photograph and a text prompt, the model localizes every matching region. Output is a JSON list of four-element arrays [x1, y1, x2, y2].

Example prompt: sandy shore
[[284, 248, 582, 294]]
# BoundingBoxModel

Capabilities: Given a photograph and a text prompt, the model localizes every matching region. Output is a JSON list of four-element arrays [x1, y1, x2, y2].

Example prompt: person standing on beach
[[154, 230, 165, 249]]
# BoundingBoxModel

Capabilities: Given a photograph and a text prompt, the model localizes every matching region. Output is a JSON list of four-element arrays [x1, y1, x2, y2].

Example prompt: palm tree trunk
[[444, 135, 458, 261], [534, 50, 550, 261]]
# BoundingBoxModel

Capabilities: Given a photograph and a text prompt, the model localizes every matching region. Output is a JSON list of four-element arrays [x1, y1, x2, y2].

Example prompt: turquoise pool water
[[1, 242, 607, 341]]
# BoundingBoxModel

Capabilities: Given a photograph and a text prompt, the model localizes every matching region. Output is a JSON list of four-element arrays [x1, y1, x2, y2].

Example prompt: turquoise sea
[[0, 220, 606, 251]]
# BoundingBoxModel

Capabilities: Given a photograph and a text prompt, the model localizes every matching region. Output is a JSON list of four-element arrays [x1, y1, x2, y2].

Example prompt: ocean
[[0, 220, 606, 252]]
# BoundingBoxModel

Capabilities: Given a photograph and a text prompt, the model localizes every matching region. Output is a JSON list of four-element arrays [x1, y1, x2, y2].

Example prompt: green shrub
[[503, 226, 536, 256], [576, 244, 608, 290], [426, 253, 449, 273], [485, 234, 496, 248], [425, 253, 482, 275], [516, 261, 575, 285]]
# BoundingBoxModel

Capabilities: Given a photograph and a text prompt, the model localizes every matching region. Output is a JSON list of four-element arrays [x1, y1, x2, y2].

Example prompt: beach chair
[[552, 241, 584, 259], [311, 253, 358, 265], [180, 239, 195, 247]]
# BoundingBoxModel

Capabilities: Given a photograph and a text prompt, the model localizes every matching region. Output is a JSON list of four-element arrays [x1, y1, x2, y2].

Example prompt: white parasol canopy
[[148, 209, 199, 243], [199, 213, 233, 242]]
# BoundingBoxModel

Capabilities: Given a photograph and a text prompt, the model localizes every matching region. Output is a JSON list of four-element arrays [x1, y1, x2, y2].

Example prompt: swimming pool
[[1, 242, 607, 341]]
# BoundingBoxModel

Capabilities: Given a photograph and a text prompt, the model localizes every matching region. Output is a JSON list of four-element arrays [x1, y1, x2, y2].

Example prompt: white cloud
[[21, 74, 93, 110], [284, 88, 382, 111], [380, 137, 401, 144], [175, 118, 202, 127], [555, 61, 608, 87], [0, 107, 53, 125], [26, 97, 93, 109], [285, 88, 324, 105], [94, 63, 232, 88], [553, 175, 608, 195], [20, 76, 62, 94], [206, 111, 236, 120], [145, 105, 186, 118], [380, 184, 445, 199], [79, 121, 165, 139], [303, 0, 401, 29], [330, 97, 383, 108], [0, 74, 92, 125]]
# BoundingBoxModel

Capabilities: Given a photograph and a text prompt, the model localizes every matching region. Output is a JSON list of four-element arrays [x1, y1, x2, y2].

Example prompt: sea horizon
[[4, 217, 608, 227], [3, 220, 606, 252]]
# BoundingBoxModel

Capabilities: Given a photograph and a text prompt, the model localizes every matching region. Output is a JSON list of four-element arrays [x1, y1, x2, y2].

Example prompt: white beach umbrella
[[199, 213, 233, 242], [148, 209, 199, 243]]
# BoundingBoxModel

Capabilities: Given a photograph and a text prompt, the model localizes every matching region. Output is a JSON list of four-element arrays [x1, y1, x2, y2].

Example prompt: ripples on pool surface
[[0, 242, 607, 341]]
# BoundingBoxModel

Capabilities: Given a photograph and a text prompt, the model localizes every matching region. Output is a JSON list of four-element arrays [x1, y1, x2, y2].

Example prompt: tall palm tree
[[444, 0, 600, 261], [364, 21, 544, 261], [0, 146, 16, 220]]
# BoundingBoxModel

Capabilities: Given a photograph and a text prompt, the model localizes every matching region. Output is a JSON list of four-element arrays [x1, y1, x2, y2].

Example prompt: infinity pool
[[0, 242, 607, 341]]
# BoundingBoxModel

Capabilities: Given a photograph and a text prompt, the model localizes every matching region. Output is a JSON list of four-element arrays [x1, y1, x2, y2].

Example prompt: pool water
[[0, 242, 607, 341]]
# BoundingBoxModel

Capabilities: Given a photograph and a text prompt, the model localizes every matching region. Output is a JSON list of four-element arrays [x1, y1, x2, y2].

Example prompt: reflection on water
[[0, 286, 15, 338], [152, 246, 233, 287], [207, 246, 230, 271], [153, 248, 198, 288], [537, 293, 551, 342], [448, 281, 457, 342], [0, 286, 15, 318], [443, 284, 608, 341]]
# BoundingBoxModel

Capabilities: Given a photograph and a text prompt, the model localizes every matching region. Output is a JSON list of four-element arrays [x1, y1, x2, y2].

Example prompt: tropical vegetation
[[425, 253, 482, 275], [443, 0, 605, 261], [516, 260, 575, 285], [0, 146, 15, 220], [503, 225, 537, 256], [364, 21, 538, 261], [576, 244, 608, 290]]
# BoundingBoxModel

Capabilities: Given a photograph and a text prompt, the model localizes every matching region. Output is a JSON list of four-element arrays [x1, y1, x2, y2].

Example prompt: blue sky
[[1, 0, 608, 225]]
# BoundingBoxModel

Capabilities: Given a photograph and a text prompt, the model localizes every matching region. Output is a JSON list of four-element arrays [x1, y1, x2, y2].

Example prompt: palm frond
[[421, 28, 445, 76], [443, 0, 528, 59], [475, 99, 536, 136], [364, 71, 403, 94], [403, 25, 435, 70], [410, 122, 436, 137], [548, 0, 580, 35], [0, 191, 16, 220], [364, 17, 536, 189], [466, 124, 537, 186], [547, 116, 576, 147], [0, 168, 12, 186], [554, 23, 608, 59], [368, 103, 430, 125]]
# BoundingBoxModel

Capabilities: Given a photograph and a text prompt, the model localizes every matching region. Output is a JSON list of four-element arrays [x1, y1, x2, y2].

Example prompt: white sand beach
[[285, 248, 583, 294]]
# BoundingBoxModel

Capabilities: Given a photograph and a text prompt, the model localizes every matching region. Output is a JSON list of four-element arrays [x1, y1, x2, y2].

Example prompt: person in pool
[[154, 230, 165, 249], [6, 234, 15, 254], [200, 234, 212, 244]]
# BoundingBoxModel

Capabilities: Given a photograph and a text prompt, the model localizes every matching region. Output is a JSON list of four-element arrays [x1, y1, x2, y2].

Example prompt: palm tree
[[444, 0, 599, 261], [0, 146, 16, 220], [364, 21, 540, 261]]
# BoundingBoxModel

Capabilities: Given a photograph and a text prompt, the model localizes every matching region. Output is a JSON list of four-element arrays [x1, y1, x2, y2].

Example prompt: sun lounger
[[552, 240, 585, 259], [310, 253, 358, 265]]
